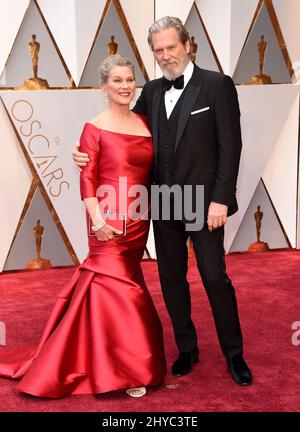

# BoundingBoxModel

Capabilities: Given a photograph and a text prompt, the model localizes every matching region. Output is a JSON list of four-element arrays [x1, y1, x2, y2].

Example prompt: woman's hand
[[95, 224, 122, 241]]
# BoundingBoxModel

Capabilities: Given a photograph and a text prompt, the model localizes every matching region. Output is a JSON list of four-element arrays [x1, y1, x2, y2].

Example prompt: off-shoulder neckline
[[85, 110, 152, 139], [85, 122, 152, 138]]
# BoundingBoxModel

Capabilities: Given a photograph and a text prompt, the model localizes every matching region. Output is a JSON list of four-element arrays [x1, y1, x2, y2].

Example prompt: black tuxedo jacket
[[133, 64, 242, 216]]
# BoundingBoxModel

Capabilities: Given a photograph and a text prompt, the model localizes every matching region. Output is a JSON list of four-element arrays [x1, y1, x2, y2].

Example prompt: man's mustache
[[161, 61, 177, 67]]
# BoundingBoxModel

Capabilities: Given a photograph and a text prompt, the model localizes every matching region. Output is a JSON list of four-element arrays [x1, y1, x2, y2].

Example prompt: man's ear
[[185, 40, 191, 56]]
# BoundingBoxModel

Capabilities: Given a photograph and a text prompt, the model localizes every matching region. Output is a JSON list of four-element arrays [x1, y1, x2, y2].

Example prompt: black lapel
[[151, 85, 162, 158], [174, 66, 202, 151]]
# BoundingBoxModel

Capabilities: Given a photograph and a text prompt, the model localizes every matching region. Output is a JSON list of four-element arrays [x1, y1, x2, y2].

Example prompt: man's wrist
[[210, 201, 228, 208]]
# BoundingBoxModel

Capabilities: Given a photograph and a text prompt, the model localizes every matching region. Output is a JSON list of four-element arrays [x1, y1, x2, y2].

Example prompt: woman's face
[[103, 66, 136, 106]]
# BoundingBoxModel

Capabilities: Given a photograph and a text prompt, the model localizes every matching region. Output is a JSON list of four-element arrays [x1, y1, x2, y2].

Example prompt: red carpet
[[0, 250, 300, 412]]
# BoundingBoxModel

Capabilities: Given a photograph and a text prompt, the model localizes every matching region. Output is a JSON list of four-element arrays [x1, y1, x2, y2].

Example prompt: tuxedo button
[[166, 173, 170, 177], [165, 145, 169, 149], [166, 159, 169, 164]]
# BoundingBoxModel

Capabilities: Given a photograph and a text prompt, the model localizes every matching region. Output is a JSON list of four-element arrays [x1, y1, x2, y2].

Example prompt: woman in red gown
[[0, 55, 166, 398]]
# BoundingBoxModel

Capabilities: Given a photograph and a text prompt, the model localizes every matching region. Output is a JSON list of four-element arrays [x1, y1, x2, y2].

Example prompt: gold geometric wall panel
[[224, 83, 299, 252], [1, 0, 300, 271], [273, 0, 300, 80], [0, 88, 112, 266]]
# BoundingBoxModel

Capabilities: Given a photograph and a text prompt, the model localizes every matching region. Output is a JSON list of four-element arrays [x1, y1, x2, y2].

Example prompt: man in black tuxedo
[[73, 16, 252, 386]]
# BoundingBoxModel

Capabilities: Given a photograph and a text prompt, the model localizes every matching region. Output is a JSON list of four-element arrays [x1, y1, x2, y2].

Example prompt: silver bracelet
[[91, 219, 107, 232]]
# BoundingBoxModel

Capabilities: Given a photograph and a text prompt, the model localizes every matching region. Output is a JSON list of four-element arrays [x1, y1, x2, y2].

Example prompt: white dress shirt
[[164, 61, 194, 119]]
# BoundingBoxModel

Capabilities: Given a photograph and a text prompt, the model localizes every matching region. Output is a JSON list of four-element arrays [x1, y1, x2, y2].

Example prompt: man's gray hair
[[147, 16, 191, 53], [98, 54, 135, 86]]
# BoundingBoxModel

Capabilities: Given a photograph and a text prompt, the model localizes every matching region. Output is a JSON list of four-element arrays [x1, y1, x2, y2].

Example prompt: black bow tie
[[162, 75, 184, 91]]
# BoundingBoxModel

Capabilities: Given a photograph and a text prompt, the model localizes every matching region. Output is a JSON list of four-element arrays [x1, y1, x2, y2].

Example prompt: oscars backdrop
[[1, 0, 300, 271]]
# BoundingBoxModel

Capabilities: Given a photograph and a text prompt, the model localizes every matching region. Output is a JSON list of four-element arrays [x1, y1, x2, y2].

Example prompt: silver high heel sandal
[[126, 387, 146, 398]]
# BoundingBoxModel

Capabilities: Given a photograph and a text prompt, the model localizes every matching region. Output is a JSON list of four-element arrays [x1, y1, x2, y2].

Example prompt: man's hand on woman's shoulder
[[72, 141, 90, 172]]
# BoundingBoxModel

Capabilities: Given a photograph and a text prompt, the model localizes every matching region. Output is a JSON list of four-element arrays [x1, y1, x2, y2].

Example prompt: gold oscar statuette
[[107, 35, 118, 55], [248, 205, 269, 252], [250, 35, 272, 85], [26, 220, 52, 269], [190, 36, 198, 63], [22, 34, 49, 90]]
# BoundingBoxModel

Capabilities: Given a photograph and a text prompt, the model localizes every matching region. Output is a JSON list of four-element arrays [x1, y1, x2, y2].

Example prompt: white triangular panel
[[119, 0, 155, 80], [262, 90, 299, 247], [185, 4, 220, 72], [75, 0, 108, 83], [230, 0, 259, 75], [0, 96, 32, 271], [37, 0, 106, 86], [155, 0, 194, 24], [233, 2, 291, 84], [3, 188, 73, 270], [0, 0, 70, 88], [195, 0, 231, 74], [225, 84, 299, 251], [273, 0, 300, 80], [146, 221, 156, 259], [229, 180, 289, 252], [79, 1, 145, 86], [1, 90, 109, 263], [0, 0, 30, 77]]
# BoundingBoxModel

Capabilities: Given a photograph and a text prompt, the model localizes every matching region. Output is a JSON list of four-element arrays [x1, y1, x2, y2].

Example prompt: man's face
[[151, 27, 190, 80]]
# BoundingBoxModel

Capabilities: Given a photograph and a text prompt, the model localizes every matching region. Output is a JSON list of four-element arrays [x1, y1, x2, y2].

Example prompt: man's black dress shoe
[[227, 354, 253, 386], [172, 348, 200, 376]]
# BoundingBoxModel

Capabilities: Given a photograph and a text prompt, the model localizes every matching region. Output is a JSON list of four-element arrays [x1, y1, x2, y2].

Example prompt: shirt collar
[[183, 61, 194, 88], [164, 61, 194, 93]]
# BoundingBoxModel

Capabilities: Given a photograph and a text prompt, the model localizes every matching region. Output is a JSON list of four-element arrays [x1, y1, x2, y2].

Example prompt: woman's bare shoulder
[[88, 112, 108, 128]]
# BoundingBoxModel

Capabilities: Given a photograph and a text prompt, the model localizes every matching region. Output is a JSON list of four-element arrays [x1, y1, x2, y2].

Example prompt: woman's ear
[[101, 86, 108, 103]]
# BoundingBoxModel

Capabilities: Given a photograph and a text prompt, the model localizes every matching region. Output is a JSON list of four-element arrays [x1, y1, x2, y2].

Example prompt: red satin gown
[[0, 116, 166, 398]]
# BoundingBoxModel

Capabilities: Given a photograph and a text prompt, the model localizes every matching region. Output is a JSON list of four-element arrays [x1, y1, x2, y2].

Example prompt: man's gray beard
[[162, 70, 178, 80], [160, 59, 189, 81]]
